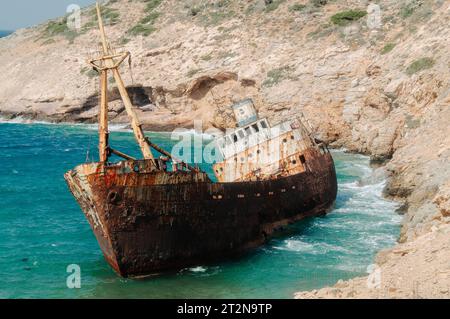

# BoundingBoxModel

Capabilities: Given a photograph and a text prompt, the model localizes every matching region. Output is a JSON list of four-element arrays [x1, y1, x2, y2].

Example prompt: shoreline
[[6, 116, 449, 299], [1, 118, 406, 297]]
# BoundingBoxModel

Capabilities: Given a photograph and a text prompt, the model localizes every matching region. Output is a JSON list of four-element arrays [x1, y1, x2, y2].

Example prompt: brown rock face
[[1, 0, 449, 298]]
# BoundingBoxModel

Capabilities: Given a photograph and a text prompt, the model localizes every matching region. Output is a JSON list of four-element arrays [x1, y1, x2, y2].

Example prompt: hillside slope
[[1, 0, 449, 298]]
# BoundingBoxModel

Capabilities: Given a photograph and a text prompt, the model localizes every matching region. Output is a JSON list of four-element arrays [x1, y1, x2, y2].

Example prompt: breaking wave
[[270, 150, 401, 276]]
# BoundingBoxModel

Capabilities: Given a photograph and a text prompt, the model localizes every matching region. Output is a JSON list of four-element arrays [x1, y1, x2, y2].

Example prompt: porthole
[[283, 138, 287, 143], [133, 164, 140, 172], [292, 160, 297, 165]]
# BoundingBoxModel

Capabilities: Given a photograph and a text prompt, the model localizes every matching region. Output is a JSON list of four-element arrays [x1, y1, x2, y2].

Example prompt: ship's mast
[[90, 2, 154, 164]]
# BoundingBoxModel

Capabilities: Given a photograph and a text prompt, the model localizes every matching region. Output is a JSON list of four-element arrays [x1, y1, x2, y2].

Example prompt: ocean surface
[[0, 30, 12, 38], [0, 122, 401, 298]]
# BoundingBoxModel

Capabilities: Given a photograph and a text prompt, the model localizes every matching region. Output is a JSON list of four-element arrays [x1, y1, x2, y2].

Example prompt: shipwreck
[[64, 4, 338, 278]]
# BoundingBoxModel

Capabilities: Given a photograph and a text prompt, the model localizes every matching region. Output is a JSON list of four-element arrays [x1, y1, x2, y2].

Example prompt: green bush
[[405, 57, 435, 75], [263, 66, 294, 87], [128, 0, 162, 36], [310, 0, 327, 7], [331, 9, 367, 26], [128, 24, 156, 36], [141, 11, 160, 24], [400, 0, 420, 19], [190, 6, 201, 16], [44, 19, 69, 36], [91, 7, 120, 25], [289, 4, 307, 12], [144, 0, 163, 13], [381, 43, 396, 54], [42, 17, 80, 43]]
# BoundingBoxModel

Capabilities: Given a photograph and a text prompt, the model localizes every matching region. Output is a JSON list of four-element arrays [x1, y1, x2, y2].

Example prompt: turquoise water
[[0, 122, 401, 299]]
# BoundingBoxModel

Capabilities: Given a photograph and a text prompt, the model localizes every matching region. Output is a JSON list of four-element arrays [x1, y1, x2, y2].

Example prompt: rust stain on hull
[[65, 149, 337, 277]]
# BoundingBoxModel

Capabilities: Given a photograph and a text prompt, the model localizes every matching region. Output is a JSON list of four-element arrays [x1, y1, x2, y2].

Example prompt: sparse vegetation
[[127, 0, 162, 36], [118, 37, 131, 45], [331, 9, 367, 26], [200, 53, 213, 61], [310, 0, 328, 7], [140, 11, 161, 25], [381, 43, 396, 54], [217, 51, 238, 59], [265, 0, 286, 13], [245, 2, 259, 15], [187, 0, 235, 26], [144, 0, 163, 13], [307, 24, 334, 39], [263, 66, 295, 87], [98, 7, 120, 25], [42, 17, 80, 43], [190, 6, 201, 16], [289, 4, 307, 12], [128, 24, 156, 36], [400, 0, 421, 19], [187, 68, 202, 78], [405, 114, 421, 129], [204, 11, 235, 26], [41, 38, 56, 45], [405, 57, 435, 75], [81, 67, 99, 78], [44, 19, 70, 36]]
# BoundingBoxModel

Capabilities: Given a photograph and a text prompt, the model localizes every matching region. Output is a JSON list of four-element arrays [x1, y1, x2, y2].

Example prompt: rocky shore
[[1, 0, 449, 298]]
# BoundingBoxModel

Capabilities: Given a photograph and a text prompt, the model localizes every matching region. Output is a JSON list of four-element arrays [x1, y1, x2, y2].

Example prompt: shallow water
[[0, 123, 401, 298]]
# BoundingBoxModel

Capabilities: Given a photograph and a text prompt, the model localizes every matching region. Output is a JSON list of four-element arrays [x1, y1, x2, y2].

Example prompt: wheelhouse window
[[238, 130, 245, 139], [260, 120, 268, 129], [252, 124, 259, 133]]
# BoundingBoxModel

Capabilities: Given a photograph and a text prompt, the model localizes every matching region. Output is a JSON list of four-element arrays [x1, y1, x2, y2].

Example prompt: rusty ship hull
[[65, 148, 337, 278]]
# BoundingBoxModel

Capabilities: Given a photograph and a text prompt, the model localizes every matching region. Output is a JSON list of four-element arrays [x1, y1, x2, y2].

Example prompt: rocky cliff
[[1, 0, 449, 298]]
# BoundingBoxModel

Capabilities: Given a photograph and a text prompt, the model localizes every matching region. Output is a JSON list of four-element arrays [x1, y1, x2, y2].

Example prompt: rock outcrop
[[1, 0, 449, 298]]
